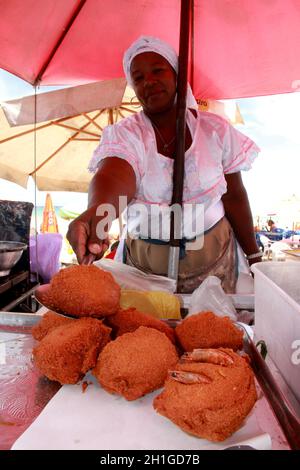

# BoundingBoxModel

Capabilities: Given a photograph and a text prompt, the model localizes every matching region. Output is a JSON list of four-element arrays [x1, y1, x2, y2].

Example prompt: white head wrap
[[123, 35, 198, 110]]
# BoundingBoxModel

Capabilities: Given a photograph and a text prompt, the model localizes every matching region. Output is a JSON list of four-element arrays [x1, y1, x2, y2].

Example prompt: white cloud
[[239, 92, 300, 143], [237, 93, 300, 225]]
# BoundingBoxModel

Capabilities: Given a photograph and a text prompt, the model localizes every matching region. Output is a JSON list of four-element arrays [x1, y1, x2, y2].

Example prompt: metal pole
[[168, 0, 192, 284]]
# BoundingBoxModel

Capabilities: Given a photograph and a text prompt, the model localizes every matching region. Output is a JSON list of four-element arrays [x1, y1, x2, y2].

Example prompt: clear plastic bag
[[95, 258, 176, 292], [188, 275, 237, 320]]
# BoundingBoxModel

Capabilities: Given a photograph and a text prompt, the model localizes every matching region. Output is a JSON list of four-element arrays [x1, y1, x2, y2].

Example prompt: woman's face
[[130, 52, 177, 115]]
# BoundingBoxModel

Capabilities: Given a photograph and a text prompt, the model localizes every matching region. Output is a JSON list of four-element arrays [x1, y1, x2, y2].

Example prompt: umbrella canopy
[[1, 0, 300, 99], [0, 79, 141, 191], [2, 78, 127, 126], [0, 80, 242, 192]]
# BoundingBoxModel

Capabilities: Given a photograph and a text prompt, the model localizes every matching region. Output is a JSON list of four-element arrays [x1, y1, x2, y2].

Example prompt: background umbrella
[[0, 81, 241, 192], [40, 193, 59, 233], [0, 79, 141, 191]]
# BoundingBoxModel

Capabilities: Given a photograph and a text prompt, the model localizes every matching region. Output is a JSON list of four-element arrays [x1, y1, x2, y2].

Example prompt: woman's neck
[[144, 105, 177, 129]]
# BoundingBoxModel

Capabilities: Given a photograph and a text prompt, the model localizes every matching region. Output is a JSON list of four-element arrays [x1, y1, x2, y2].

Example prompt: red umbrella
[[1, 0, 300, 99]]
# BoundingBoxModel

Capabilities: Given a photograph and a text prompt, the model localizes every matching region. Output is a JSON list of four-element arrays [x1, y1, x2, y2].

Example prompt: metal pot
[[0, 241, 27, 276]]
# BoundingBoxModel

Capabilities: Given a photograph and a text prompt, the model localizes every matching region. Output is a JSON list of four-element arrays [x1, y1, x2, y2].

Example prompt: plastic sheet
[[95, 258, 176, 293], [30, 233, 63, 283], [188, 276, 237, 320]]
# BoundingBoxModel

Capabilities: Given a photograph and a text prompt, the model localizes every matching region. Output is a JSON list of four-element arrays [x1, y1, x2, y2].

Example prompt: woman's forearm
[[67, 157, 136, 263], [222, 190, 259, 256], [88, 157, 136, 212], [222, 173, 259, 257]]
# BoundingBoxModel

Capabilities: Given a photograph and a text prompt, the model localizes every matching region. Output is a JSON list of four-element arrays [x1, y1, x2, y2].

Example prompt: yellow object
[[120, 290, 181, 320], [41, 193, 59, 233]]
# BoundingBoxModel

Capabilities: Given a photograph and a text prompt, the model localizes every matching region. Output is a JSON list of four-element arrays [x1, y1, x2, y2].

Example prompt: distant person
[[267, 219, 277, 232], [255, 232, 264, 252]]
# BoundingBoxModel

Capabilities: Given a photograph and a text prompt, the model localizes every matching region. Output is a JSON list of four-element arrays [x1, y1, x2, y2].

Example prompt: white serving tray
[[12, 374, 271, 451]]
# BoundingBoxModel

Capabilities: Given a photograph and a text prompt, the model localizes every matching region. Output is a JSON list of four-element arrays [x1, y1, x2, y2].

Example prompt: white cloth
[[123, 36, 178, 87], [89, 109, 260, 241], [122, 35, 198, 110]]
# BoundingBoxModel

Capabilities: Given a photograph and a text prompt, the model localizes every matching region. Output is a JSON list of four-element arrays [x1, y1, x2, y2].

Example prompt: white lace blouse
[[89, 109, 259, 240]]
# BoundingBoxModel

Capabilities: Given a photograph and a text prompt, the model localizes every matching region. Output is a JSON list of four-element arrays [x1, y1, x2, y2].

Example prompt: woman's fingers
[[67, 221, 89, 264], [87, 241, 103, 255], [81, 252, 97, 265], [87, 214, 104, 259], [87, 240, 110, 261], [66, 208, 110, 264]]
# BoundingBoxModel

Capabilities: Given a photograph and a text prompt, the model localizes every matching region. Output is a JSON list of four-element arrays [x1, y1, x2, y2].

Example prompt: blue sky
[[236, 93, 300, 220], [1, 68, 300, 225]]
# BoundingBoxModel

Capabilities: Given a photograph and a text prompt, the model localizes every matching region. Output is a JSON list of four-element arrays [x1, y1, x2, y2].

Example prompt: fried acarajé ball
[[175, 312, 243, 352], [153, 348, 257, 442], [93, 326, 178, 401], [105, 307, 175, 344], [31, 310, 73, 341], [49, 265, 120, 317], [33, 317, 111, 384]]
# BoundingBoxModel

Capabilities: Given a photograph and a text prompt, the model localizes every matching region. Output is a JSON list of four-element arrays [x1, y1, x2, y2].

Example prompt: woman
[[67, 36, 262, 293]]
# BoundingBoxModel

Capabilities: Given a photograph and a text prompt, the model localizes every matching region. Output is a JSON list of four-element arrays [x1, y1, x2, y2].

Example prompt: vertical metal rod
[[33, 87, 40, 285], [168, 0, 192, 283], [190, 0, 195, 92]]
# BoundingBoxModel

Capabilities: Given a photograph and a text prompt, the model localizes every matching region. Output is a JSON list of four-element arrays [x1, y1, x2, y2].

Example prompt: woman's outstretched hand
[[66, 206, 109, 265]]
